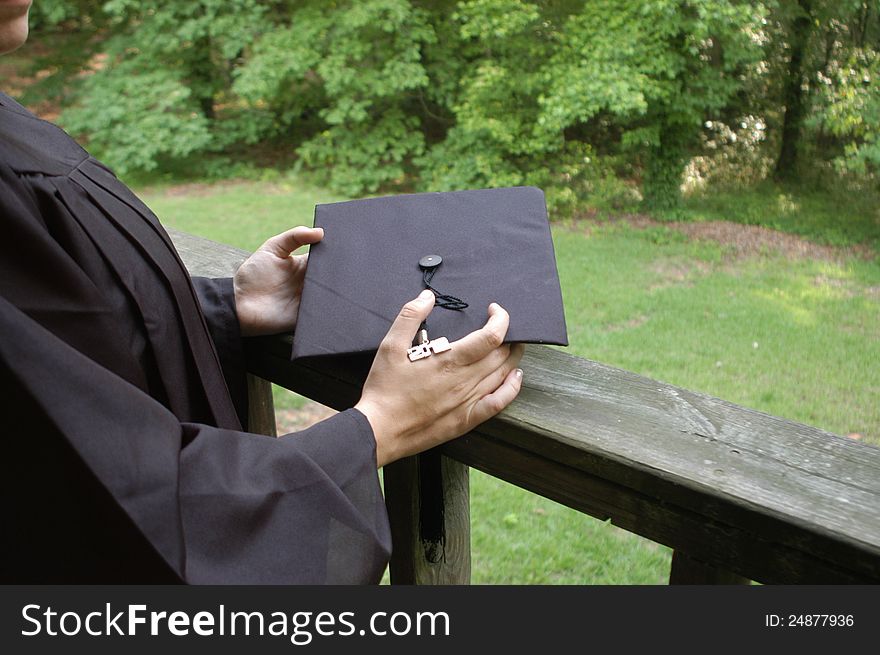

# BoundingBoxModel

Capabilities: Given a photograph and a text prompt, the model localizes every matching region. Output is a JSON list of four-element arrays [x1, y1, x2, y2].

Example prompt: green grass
[[137, 175, 880, 584], [138, 176, 347, 252], [555, 223, 880, 444], [469, 471, 672, 584], [680, 180, 880, 249]]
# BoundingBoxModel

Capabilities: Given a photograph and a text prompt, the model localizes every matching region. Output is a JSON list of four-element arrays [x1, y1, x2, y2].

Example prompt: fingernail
[[418, 290, 433, 302], [515, 368, 523, 379]]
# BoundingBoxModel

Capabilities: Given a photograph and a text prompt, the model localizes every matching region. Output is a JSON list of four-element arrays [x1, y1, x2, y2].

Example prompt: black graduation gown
[[0, 92, 391, 584]]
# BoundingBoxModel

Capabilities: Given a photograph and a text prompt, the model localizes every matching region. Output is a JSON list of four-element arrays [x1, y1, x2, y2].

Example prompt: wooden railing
[[171, 229, 880, 584]]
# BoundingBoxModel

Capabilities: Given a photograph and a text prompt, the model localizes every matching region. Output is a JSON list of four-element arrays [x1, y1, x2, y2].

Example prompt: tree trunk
[[642, 120, 689, 213], [775, 0, 813, 179], [190, 36, 216, 121]]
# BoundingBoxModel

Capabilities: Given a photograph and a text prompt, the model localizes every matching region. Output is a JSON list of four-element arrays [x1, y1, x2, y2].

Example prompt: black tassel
[[417, 448, 446, 563]]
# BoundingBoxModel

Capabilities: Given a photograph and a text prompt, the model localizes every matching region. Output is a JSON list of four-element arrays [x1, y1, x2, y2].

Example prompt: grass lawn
[[138, 176, 880, 584], [680, 180, 880, 250]]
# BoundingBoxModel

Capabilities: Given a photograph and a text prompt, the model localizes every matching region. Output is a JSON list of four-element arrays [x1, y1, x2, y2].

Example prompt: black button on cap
[[419, 254, 442, 269]]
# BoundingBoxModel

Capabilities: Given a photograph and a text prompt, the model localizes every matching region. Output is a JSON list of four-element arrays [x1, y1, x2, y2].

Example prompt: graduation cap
[[291, 186, 568, 360]]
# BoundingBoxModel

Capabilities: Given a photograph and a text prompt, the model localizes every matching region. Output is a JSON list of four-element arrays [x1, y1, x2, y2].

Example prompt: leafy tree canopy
[[21, 0, 880, 213]]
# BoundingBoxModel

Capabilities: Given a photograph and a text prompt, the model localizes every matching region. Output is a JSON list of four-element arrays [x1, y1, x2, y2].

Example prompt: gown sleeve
[[0, 292, 391, 584], [190, 276, 249, 427]]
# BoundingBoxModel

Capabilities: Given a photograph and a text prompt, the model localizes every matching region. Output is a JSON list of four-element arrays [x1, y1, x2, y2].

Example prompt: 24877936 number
[[764, 614, 854, 628]]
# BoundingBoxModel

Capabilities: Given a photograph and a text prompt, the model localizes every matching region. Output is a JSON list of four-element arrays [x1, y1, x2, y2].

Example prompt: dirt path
[[572, 212, 875, 262]]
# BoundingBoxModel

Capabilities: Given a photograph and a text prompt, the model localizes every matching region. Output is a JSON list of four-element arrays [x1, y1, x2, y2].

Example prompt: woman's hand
[[233, 226, 323, 337], [355, 290, 525, 468]]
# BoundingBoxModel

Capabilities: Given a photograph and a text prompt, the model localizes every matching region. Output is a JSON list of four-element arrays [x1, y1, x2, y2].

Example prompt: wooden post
[[669, 550, 751, 584], [246, 374, 277, 437], [384, 453, 471, 584]]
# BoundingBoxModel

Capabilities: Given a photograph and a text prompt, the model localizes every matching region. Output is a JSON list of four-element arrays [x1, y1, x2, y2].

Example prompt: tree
[[237, 0, 438, 195], [816, 37, 880, 176], [766, 1, 880, 179], [419, 0, 765, 211], [774, 0, 814, 178], [40, 0, 877, 210], [60, 0, 267, 174]]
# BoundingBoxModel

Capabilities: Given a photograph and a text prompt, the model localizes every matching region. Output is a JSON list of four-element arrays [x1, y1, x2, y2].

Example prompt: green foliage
[[258, 0, 436, 193], [412, 0, 763, 213], [14, 3, 107, 111], [682, 117, 774, 191], [759, 1, 880, 178], [230, 11, 329, 132], [642, 122, 690, 213], [816, 47, 880, 175], [29, 0, 880, 224], [298, 109, 426, 195], [63, 61, 214, 173], [58, 0, 267, 174], [415, 1, 598, 212], [28, 0, 83, 27]]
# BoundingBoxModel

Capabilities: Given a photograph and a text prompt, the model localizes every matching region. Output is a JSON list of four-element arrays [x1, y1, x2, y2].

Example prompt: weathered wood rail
[[172, 229, 880, 584]]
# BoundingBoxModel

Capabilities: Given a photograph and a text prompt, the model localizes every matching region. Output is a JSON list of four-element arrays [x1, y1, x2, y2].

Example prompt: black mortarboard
[[291, 186, 568, 360]]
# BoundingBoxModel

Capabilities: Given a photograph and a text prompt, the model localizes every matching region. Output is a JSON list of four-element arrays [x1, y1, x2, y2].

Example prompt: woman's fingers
[[381, 290, 436, 351], [260, 226, 324, 258], [469, 367, 524, 425], [360, 295, 524, 466], [459, 341, 511, 382], [450, 303, 510, 365], [470, 343, 524, 400]]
